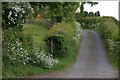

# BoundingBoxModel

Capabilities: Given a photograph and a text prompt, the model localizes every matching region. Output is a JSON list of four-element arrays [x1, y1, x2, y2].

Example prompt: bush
[[77, 17, 100, 29], [45, 21, 82, 58], [2, 28, 58, 69], [45, 32, 67, 58], [32, 49, 58, 68], [2, 2, 34, 29]]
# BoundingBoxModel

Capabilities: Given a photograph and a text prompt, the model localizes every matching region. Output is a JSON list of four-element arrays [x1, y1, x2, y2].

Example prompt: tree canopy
[[79, 2, 98, 17], [30, 2, 78, 23]]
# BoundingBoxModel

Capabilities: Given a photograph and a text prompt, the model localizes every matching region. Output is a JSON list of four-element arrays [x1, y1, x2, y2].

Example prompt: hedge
[[96, 17, 119, 67], [45, 21, 82, 58], [77, 17, 101, 29]]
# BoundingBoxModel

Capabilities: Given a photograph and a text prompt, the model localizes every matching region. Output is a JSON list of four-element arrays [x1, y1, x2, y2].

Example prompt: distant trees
[[75, 2, 100, 20], [83, 11, 100, 17], [95, 11, 100, 16], [83, 11, 89, 17], [76, 10, 100, 21], [30, 2, 78, 23], [88, 12, 94, 17], [79, 2, 98, 17]]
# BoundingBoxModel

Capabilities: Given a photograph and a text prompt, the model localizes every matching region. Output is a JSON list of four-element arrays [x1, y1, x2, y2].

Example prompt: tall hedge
[[96, 17, 119, 67], [45, 21, 82, 58]]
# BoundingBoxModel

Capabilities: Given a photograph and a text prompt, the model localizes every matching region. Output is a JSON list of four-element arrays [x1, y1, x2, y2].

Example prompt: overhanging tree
[[30, 2, 79, 23], [79, 2, 98, 17]]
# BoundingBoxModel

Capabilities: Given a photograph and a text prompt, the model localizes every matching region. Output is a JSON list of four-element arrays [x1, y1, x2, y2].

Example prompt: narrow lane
[[28, 30, 118, 78], [62, 30, 118, 78]]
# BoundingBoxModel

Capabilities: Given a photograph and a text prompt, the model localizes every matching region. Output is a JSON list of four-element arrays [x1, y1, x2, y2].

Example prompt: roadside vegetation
[[96, 17, 119, 68], [2, 2, 83, 78], [77, 16, 119, 68], [2, 2, 119, 78], [0, 27, 1, 79]]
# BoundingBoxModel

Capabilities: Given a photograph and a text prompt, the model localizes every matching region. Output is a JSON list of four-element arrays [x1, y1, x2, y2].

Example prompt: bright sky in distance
[[82, 1, 119, 20]]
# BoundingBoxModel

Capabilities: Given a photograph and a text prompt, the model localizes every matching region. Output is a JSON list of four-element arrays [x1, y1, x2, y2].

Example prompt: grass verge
[[23, 24, 48, 49], [3, 22, 81, 78]]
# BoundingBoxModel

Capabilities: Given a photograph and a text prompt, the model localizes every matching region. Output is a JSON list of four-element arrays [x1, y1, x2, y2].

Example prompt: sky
[[76, 1, 119, 20]]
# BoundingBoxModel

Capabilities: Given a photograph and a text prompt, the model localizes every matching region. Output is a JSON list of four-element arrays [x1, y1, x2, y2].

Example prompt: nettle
[[2, 2, 34, 29]]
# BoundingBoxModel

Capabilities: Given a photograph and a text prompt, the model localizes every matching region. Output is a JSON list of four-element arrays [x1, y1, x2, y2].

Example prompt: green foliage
[[2, 28, 27, 66], [2, 2, 81, 78], [45, 32, 67, 58], [79, 2, 98, 17], [45, 21, 82, 58], [77, 17, 100, 29], [95, 17, 119, 67], [77, 16, 119, 68], [3, 21, 82, 78], [23, 23, 48, 49], [25, 18, 54, 29], [29, 49, 58, 69], [96, 17, 119, 40], [2, 26, 59, 78], [95, 11, 100, 16], [23, 22, 81, 77], [88, 12, 94, 17], [2, 2, 34, 29], [30, 2, 78, 24], [75, 11, 100, 21]]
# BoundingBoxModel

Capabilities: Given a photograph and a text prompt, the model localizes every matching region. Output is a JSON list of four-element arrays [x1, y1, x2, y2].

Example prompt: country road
[[28, 30, 118, 78]]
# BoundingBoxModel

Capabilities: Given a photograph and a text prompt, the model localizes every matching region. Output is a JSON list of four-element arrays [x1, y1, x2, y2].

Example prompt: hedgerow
[[77, 17, 100, 29], [95, 17, 119, 67], [77, 16, 119, 67], [2, 28, 58, 70], [45, 21, 82, 58]]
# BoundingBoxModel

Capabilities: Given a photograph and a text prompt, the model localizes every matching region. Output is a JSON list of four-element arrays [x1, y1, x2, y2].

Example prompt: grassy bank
[[23, 24, 48, 49], [96, 17, 119, 68], [3, 21, 82, 78]]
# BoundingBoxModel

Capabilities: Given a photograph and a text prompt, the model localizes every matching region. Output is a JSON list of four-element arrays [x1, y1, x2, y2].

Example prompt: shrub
[[77, 17, 100, 29], [2, 28, 30, 66], [32, 49, 58, 68], [45, 21, 82, 58], [2, 28, 58, 69], [2, 2, 34, 29], [45, 32, 67, 58]]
